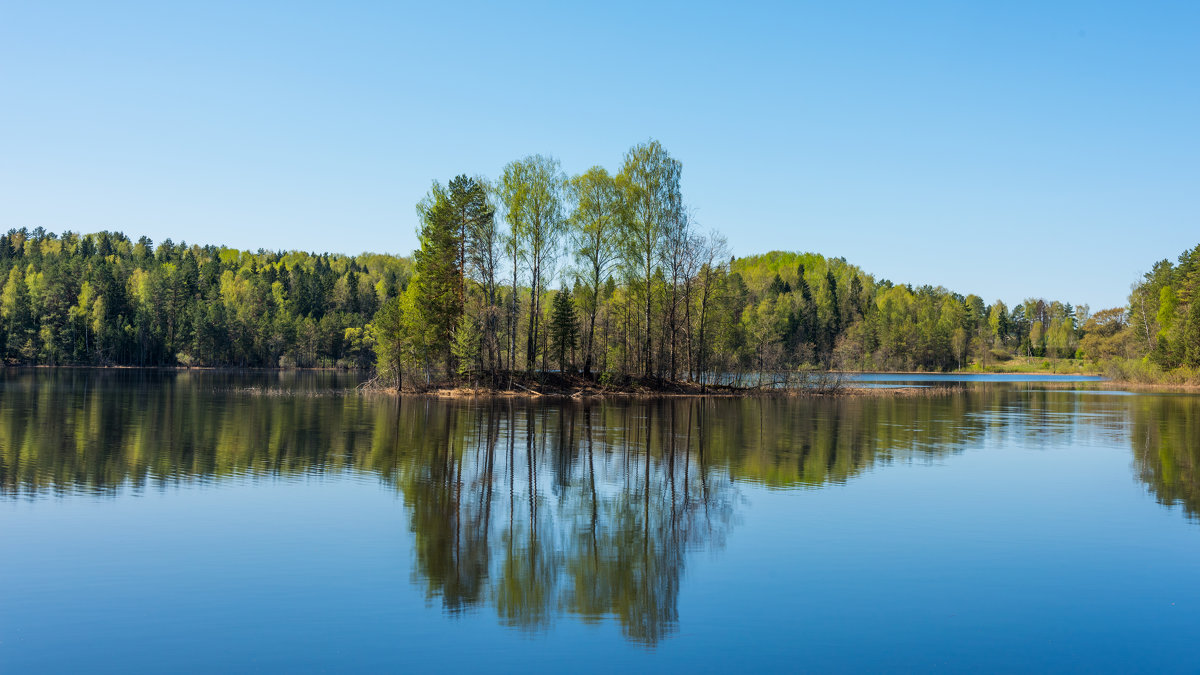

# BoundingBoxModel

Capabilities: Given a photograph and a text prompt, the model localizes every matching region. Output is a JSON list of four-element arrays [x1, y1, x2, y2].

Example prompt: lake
[[2, 370, 1198, 672]]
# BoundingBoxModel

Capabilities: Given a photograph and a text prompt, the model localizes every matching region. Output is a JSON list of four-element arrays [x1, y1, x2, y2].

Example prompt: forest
[[0, 140, 1195, 386], [362, 141, 1099, 388], [1085, 242, 1200, 382], [0, 228, 405, 368]]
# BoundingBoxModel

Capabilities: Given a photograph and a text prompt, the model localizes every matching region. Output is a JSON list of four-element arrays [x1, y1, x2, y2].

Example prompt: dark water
[[2, 371, 1199, 672]]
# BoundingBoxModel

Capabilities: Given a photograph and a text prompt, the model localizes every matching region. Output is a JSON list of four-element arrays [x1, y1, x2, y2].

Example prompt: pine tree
[[413, 186, 463, 371], [550, 289, 579, 373], [768, 273, 789, 296]]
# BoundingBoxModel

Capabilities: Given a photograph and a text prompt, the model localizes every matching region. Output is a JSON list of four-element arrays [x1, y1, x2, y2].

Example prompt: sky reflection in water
[[2, 370, 1199, 672]]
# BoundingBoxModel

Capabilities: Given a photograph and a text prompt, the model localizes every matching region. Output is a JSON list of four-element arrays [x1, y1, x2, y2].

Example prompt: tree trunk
[[644, 257, 652, 378], [584, 266, 599, 379]]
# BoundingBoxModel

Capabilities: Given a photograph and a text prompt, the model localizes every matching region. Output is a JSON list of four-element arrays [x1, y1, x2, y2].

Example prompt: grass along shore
[[953, 355, 1199, 387]]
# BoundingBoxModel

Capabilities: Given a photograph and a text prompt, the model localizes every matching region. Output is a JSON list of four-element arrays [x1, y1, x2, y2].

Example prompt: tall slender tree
[[498, 155, 566, 372], [617, 140, 681, 378], [568, 166, 622, 377], [451, 175, 500, 374]]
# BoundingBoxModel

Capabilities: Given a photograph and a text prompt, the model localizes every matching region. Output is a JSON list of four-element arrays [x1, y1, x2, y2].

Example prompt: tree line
[[372, 140, 1092, 388], [1078, 242, 1200, 381], [3, 139, 1129, 379], [0, 228, 409, 367], [372, 141, 736, 387]]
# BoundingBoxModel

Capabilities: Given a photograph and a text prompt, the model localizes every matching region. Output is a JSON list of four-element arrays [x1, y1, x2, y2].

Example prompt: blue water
[[1, 371, 1197, 672]]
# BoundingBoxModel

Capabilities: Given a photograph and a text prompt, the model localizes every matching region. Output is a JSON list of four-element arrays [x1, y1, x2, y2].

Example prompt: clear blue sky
[[1, 1, 1196, 309]]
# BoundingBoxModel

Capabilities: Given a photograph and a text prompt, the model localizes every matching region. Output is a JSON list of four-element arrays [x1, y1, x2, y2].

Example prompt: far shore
[[8, 364, 1198, 395], [831, 369, 1105, 377], [363, 384, 947, 400], [365, 381, 1200, 399], [4, 364, 1104, 377]]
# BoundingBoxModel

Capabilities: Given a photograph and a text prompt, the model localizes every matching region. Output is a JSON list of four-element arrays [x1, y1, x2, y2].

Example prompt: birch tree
[[498, 155, 566, 372], [568, 166, 622, 377], [617, 140, 681, 378]]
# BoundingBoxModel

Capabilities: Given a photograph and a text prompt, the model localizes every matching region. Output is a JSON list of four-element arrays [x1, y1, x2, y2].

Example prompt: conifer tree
[[550, 289, 579, 373], [413, 184, 462, 371]]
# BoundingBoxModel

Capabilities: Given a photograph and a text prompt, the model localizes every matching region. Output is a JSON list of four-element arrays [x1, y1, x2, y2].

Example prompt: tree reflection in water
[[2, 371, 1199, 642], [1130, 394, 1200, 520], [387, 400, 736, 643]]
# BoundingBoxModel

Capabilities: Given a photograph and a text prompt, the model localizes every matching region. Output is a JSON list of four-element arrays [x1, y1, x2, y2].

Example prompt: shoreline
[[0, 364, 1106, 377], [1, 364, 351, 372], [362, 380, 1199, 398], [1025, 380, 1200, 393], [7, 365, 1196, 394], [362, 384, 952, 399], [831, 368, 1105, 377]]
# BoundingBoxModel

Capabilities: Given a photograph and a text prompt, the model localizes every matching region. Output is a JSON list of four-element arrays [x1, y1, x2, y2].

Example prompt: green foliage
[[414, 183, 464, 368], [569, 166, 622, 374], [499, 154, 567, 372], [370, 296, 408, 388], [22, 146, 1193, 387], [549, 289, 579, 372], [1075, 241, 1200, 383], [1128, 244, 1200, 370], [1104, 357, 1200, 386], [451, 314, 482, 379], [0, 228, 409, 368], [617, 140, 682, 376], [1078, 307, 1133, 361]]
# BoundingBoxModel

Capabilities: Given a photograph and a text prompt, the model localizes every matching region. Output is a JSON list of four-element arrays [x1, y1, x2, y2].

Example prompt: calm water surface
[[842, 372, 1107, 383], [2, 371, 1199, 672]]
